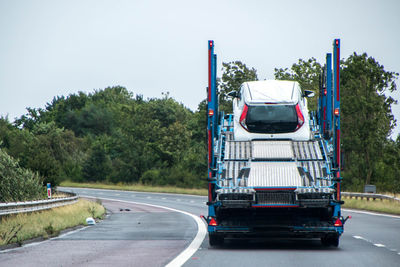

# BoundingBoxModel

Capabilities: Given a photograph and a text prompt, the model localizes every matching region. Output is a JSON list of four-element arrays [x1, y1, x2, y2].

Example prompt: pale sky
[[0, 0, 399, 138]]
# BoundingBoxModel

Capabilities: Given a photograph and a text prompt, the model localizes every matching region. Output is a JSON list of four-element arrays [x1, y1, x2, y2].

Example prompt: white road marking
[[115, 194, 120, 196], [59, 186, 206, 198], [343, 208, 400, 219], [82, 195, 206, 267], [353, 235, 396, 254], [147, 196, 152, 199], [190, 200, 194, 203], [176, 199, 181, 202], [0, 226, 88, 253], [162, 198, 167, 200]]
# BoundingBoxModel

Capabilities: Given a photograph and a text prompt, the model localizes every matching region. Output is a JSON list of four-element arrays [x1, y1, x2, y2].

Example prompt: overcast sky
[[1, 0, 399, 138]]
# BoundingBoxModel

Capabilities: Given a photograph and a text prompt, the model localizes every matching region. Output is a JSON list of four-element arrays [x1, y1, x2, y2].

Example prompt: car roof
[[242, 80, 300, 104]]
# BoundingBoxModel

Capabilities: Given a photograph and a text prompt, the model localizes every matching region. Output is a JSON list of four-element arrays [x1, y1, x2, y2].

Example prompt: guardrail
[[0, 192, 78, 216], [342, 192, 400, 203]]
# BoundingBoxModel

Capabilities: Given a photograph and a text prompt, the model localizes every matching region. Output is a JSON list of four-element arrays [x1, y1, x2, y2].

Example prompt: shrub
[[0, 148, 44, 202]]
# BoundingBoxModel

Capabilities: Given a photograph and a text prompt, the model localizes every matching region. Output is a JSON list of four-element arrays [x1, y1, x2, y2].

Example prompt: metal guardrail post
[[0, 192, 79, 217], [341, 192, 400, 203]]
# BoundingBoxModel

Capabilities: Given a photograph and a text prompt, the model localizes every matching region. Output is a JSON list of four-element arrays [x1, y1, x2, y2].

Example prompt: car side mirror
[[303, 90, 315, 98], [227, 91, 239, 98]]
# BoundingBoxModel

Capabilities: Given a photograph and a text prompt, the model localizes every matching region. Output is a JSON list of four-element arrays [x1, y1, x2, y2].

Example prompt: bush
[[140, 169, 161, 185], [0, 148, 44, 202]]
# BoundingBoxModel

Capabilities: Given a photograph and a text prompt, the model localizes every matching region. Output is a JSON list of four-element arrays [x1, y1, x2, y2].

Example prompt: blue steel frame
[[333, 39, 341, 201], [326, 53, 333, 137], [207, 40, 218, 217], [206, 39, 344, 236]]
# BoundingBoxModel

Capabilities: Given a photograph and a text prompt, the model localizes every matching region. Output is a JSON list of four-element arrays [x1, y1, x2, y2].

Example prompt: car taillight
[[209, 217, 218, 226], [239, 104, 248, 130], [334, 218, 343, 227], [295, 104, 304, 131]]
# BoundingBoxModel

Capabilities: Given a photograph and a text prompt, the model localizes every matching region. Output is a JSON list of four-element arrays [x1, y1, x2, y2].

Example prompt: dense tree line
[[0, 88, 207, 190], [274, 53, 400, 193], [0, 51, 399, 199]]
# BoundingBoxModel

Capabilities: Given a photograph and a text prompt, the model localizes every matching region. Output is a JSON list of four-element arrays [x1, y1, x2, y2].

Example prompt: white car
[[231, 80, 313, 141]]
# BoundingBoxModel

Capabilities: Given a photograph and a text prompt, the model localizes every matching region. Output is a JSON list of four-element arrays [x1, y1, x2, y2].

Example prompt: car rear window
[[246, 105, 297, 133]]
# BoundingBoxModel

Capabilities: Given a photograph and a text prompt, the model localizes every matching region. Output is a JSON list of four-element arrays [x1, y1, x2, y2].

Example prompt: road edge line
[[343, 208, 400, 219], [83, 195, 207, 267]]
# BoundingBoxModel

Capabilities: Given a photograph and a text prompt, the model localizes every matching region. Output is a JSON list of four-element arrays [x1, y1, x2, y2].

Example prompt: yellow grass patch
[[0, 199, 105, 246], [343, 196, 400, 215], [60, 180, 208, 196]]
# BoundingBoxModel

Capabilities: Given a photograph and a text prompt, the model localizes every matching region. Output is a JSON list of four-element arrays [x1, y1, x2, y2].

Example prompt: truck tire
[[321, 235, 339, 247], [209, 233, 224, 247]]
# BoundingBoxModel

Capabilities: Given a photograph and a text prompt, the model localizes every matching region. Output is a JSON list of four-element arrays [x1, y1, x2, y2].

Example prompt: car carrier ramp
[[221, 140, 331, 188]]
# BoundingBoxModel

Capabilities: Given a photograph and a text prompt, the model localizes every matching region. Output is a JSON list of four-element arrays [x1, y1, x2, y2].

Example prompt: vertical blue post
[[207, 40, 217, 211], [318, 72, 323, 136], [321, 66, 326, 136], [47, 183, 51, 199], [212, 53, 218, 137], [333, 38, 341, 201], [326, 53, 332, 138]]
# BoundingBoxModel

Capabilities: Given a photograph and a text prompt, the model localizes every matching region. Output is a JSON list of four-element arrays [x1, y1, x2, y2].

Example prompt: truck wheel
[[330, 236, 339, 247], [321, 235, 339, 247], [209, 233, 224, 247], [321, 236, 330, 246]]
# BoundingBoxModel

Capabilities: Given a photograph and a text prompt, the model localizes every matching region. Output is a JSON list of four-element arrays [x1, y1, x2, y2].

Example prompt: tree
[[274, 58, 322, 111], [274, 53, 399, 192], [341, 53, 398, 188], [82, 141, 112, 182], [218, 61, 258, 113]]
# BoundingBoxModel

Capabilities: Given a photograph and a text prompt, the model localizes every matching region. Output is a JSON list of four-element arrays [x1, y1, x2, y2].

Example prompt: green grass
[[0, 199, 105, 246], [343, 197, 400, 215], [59, 181, 400, 215], [60, 180, 208, 196]]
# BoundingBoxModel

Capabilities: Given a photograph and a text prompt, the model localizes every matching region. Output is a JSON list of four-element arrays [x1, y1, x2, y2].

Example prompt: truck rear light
[[239, 104, 248, 130], [334, 218, 343, 227], [209, 217, 218, 226], [334, 108, 339, 116], [295, 104, 304, 131]]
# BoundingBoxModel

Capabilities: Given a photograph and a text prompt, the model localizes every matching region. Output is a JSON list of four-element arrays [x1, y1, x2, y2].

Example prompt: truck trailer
[[202, 39, 349, 247]]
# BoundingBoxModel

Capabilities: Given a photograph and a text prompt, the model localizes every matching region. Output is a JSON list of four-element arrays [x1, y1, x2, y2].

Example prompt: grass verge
[[0, 199, 105, 247], [343, 197, 400, 215], [60, 181, 400, 215], [60, 180, 208, 196]]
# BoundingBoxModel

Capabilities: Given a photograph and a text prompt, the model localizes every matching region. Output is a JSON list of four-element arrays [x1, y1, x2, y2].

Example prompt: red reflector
[[208, 109, 214, 116], [239, 104, 248, 130], [295, 104, 304, 131], [334, 218, 343, 227], [324, 89, 327, 96], [334, 108, 339, 116], [335, 39, 339, 46], [209, 217, 218, 226]]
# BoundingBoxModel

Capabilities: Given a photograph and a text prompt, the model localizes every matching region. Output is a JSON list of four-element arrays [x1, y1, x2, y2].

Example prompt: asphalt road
[[1, 187, 400, 267]]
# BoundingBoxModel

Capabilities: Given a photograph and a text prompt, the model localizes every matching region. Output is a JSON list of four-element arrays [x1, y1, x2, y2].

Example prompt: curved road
[[1, 187, 400, 266]]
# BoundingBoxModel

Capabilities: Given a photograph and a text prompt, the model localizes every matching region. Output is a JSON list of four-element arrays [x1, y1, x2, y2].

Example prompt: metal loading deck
[[220, 139, 332, 189]]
